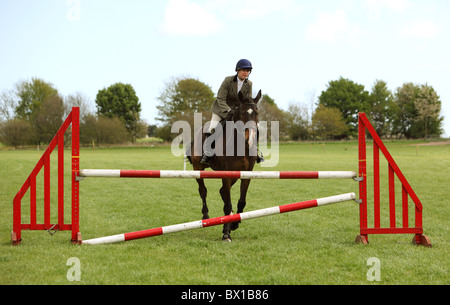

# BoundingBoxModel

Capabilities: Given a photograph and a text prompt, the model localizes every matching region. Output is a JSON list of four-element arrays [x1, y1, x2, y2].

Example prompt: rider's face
[[237, 69, 251, 81]]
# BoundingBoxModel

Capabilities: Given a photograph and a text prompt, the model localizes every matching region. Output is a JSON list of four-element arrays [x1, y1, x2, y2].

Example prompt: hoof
[[222, 234, 232, 242], [202, 214, 210, 220]]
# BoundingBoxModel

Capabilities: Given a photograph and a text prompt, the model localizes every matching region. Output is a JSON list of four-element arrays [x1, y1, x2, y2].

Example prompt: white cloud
[[232, 0, 276, 19], [380, 0, 409, 11], [160, 0, 221, 36], [200, 0, 302, 21], [365, 0, 409, 19], [230, 0, 303, 20], [306, 9, 362, 43], [401, 21, 439, 39], [159, 0, 303, 36]]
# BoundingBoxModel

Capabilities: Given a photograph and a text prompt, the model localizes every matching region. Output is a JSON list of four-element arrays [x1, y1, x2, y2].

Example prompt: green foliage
[[257, 94, 288, 139], [95, 83, 142, 141], [318, 78, 443, 140], [14, 78, 59, 122], [285, 103, 309, 141], [0, 119, 34, 146], [367, 80, 395, 138], [318, 77, 370, 136], [412, 84, 443, 138], [12, 78, 64, 145], [35, 95, 65, 144], [156, 77, 215, 141], [391, 83, 419, 138], [260, 94, 275, 105], [0, 78, 66, 145], [392, 83, 443, 139], [0, 75, 445, 148], [80, 114, 129, 145], [157, 77, 215, 122], [311, 104, 348, 140]]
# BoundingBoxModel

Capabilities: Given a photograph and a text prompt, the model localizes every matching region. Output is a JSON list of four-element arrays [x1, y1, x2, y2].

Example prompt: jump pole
[[78, 170, 357, 180], [82, 192, 356, 245]]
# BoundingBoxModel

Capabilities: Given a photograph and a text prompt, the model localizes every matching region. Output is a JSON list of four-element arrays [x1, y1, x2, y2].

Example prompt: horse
[[187, 90, 262, 241]]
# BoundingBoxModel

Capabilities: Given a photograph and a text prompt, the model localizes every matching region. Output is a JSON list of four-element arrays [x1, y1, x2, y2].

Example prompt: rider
[[201, 59, 264, 165]]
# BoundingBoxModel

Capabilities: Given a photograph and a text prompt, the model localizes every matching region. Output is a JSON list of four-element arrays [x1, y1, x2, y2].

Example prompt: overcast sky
[[1, 0, 449, 136]]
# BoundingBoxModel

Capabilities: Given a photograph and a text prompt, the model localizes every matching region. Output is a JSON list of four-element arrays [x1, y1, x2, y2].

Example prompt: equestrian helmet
[[236, 59, 253, 71]]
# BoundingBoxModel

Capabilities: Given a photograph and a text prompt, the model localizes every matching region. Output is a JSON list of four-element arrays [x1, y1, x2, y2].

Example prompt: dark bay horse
[[187, 90, 262, 241]]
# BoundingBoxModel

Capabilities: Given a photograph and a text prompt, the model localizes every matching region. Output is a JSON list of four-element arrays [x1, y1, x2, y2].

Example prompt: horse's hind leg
[[230, 179, 251, 231], [196, 178, 209, 219]]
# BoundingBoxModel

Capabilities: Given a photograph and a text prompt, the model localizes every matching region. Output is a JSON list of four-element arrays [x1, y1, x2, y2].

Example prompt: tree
[[95, 83, 141, 141], [318, 77, 370, 137], [368, 80, 394, 138], [8, 78, 64, 144], [14, 78, 59, 121], [80, 114, 97, 144], [0, 119, 35, 146], [96, 116, 129, 144], [147, 124, 157, 137], [257, 94, 288, 139], [35, 95, 65, 144], [392, 83, 443, 139], [311, 104, 348, 140], [80, 114, 129, 145], [157, 77, 214, 122], [414, 84, 442, 138], [156, 77, 215, 141], [65, 92, 94, 123], [391, 83, 418, 138], [285, 102, 309, 141], [0, 89, 17, 122]]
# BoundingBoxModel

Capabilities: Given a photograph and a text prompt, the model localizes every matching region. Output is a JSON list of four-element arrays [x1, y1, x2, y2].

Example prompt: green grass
[[0, 142, 448, 285]]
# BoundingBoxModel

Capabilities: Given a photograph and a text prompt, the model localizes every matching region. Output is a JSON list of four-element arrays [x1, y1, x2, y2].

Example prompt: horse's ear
[[254, 90, 262, 104], [238, 91, 244, 102]]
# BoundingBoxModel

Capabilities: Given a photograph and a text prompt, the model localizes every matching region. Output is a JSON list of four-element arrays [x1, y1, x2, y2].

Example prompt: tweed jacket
[[211, 75, 253, 119]]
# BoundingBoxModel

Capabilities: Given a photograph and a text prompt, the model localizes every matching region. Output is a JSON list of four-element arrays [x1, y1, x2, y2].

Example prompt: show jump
[[11, 107, 431, 247]]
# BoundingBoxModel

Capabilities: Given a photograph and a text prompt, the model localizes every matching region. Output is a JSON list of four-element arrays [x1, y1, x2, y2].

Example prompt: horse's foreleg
[[220, 178, 236, 241], [196, 178, 209, 220], [237, 179, 251, 213], [230, 179, 251, 231]]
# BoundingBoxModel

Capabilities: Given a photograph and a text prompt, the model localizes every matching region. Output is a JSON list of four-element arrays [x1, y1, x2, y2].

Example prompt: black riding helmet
[[235, 59, 253, 71]]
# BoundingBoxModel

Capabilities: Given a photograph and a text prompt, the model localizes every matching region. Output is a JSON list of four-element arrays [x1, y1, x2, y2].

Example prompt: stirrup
[[201, 154, 211, 165], [257, 150, 265, 163]]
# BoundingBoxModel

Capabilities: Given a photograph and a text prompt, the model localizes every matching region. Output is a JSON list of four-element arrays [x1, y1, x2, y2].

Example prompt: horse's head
[[231, 90, 262, 148]]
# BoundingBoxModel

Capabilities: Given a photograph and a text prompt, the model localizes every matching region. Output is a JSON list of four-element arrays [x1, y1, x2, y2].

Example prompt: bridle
[[229, 103, 258, 148]]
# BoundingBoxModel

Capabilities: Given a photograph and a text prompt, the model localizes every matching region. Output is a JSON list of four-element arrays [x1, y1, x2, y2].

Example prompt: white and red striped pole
[[82, 192, 356, 245], [79, 170, 357, 180]]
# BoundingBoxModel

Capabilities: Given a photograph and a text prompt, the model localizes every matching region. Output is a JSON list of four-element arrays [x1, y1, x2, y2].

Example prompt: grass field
[[0, 141, 448, 285]]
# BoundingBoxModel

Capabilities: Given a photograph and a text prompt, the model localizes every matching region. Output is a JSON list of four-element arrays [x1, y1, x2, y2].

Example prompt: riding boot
[[201, 133, 214, 165]]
